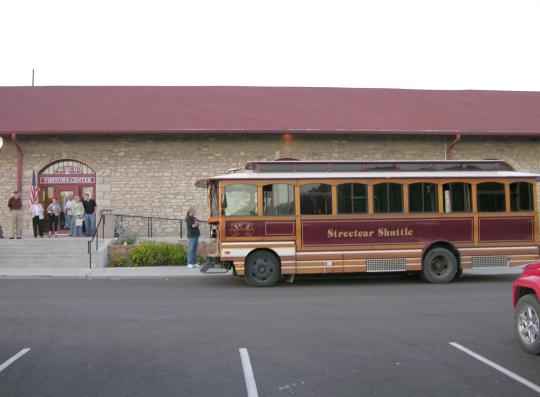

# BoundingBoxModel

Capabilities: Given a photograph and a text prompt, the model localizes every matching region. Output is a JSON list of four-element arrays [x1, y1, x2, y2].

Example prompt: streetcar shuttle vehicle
[[196, 160, 540, 286]]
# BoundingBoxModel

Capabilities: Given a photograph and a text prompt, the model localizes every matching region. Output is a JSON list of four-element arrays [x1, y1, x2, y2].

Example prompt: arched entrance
[[38, 160, 96, 230]]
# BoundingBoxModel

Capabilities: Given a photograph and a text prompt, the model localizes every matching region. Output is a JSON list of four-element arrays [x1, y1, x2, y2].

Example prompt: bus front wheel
[[245, 250, 281, 287], [422, 247, 458, 284]]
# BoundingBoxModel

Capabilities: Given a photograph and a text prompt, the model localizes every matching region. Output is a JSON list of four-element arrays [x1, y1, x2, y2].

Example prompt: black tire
[[514, 294, 540, 355], [245, 250, 281, 287], [421, 247, 458, 284]]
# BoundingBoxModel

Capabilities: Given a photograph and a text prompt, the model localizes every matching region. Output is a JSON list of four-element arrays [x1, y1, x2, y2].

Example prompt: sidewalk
[[0, 266, 230, 279]]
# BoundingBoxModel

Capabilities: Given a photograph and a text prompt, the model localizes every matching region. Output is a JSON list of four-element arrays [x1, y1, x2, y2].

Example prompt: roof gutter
[[1, 129, 540, 136]]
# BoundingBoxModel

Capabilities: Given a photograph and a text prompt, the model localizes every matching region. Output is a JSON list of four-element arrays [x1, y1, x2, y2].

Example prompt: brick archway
[[38, 159, 96, 229]]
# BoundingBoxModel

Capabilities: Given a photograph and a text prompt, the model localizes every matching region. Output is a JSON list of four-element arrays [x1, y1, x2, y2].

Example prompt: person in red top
[[7, 191, 23, 239]]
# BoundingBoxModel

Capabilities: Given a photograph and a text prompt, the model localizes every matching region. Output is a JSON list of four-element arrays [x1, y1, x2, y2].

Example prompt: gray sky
[[1, 0, 539, 90]]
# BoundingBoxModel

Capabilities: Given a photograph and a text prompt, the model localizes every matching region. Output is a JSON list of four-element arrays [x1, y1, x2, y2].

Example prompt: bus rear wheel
[[422, 247, 458, 284], [245, 250, 281, 287]]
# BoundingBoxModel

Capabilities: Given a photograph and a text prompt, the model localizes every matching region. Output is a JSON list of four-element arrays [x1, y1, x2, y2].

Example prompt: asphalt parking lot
[[0, 272, 539, 397]]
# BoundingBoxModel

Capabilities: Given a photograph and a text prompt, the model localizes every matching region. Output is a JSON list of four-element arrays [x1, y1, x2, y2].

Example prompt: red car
[[513, 262, 540, 355]]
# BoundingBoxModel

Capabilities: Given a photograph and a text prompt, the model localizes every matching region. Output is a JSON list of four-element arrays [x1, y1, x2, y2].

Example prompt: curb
[[0, 267, 230, 279]]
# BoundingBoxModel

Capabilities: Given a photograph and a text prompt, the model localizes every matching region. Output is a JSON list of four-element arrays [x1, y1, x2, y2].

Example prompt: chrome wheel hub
[[518, 305, 540, 345], [250, 257, 274, 281], [431, 255, 449, 277]]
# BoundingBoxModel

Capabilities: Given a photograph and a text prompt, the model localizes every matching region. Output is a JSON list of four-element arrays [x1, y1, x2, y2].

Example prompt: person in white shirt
[[31, 200, 44, 238], [63, 195, 73, 230], [47, 198, 62, 237]]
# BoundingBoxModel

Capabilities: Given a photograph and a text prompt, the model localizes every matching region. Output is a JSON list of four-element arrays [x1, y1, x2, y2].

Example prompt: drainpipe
[[10, 133, 24, 192], [445, 133, 461, 160]]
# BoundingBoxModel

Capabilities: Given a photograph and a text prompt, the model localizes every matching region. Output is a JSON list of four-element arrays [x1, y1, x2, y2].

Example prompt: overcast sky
[[1, 0, 539, 90]]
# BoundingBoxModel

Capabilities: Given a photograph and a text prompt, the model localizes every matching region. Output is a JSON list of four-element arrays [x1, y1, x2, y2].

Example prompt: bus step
[[200, 261, 229, 274]]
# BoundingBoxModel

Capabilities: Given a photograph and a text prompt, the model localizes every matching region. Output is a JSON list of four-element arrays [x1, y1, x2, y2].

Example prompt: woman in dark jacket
[[185, 207, 200, 268]]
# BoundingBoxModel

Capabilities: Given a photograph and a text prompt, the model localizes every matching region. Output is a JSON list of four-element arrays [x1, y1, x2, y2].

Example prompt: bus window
[[477, 182, 505, 212], [263, 184, 295, 216], [443, 183, 472, 212], [510, 182, 534, 211], [223, 184, 257, 216], [409, 183, 438, 212], [337, 183, 367, 214], [374, 183, 403, 213], [301, 184, 332, 215]]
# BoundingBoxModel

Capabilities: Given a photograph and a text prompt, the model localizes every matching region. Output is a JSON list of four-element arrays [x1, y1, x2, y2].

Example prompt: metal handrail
[[112, 213, 207, 240], [112, 213, 189, 222], [88, 212, 106, 269]]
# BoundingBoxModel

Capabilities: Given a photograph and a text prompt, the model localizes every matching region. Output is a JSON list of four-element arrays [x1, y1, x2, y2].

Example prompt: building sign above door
[[39, 160, 96, 186], [39, 176, 96, 185], [57, 165, 82, 174]]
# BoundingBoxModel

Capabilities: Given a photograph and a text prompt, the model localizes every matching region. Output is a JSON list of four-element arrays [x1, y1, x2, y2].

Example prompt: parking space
[[0, 274, 538, 396]]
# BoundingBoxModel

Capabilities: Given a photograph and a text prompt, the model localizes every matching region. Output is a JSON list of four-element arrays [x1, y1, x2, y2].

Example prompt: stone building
[[1, 86, 540, 234]]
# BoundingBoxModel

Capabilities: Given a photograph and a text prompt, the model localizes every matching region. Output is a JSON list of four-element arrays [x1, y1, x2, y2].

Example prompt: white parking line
[[239, 348, 259, 397], [0, 348, 31, 374], [450, 342, 540, 394]]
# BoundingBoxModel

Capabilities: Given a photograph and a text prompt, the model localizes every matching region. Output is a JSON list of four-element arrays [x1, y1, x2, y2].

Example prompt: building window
[[263, 184, 295, 216], [39, 159, 95, 176], [300, 184, 332, 215], [510, 182, 534, 211], [337, 183, 367, 214], [477, 182, 506, 212], [223, 184, 257, 216], [409, 183, 438, 212], [374, 183, 403, 213], [443, 183, 472, 212]]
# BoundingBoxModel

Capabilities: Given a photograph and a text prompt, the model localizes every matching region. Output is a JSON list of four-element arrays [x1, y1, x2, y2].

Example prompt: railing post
[[88, 240, 92, 269]]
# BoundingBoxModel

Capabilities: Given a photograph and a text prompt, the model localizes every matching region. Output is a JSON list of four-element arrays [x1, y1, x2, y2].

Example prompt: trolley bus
[[197, 160, 540, 286]]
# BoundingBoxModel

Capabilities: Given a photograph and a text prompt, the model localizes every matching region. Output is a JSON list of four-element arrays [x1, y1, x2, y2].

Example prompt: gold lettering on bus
[[327, 227, 414, 239], [229, 222, 256, 236]]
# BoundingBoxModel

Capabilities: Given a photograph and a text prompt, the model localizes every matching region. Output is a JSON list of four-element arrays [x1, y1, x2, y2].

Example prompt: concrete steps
[[0, 238, 91, 268]]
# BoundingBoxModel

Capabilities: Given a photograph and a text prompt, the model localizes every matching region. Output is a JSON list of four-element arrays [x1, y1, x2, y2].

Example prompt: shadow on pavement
[[200, 271, 520, 288]]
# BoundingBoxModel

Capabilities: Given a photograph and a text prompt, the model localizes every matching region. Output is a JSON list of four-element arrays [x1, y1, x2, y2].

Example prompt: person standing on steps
[[71, 196, 85, 237], [8, 191, 23, 239], [31, 199, 45, 238], [47, 197, 62, 238], [63, 194, 73, 231], [83, 193, 97, 237], [185, 207, 200, 269]]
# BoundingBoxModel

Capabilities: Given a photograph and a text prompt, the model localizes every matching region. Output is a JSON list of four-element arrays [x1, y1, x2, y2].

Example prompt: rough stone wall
[[0, 134, 539, 236], [0, 141, 18, 236]]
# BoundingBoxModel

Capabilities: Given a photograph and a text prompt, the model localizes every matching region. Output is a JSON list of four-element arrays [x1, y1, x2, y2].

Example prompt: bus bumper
[[200, 257, 233, 274]]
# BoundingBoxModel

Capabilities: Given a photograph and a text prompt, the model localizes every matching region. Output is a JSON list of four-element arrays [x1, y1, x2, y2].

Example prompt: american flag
[[29, 170, 39, 206]]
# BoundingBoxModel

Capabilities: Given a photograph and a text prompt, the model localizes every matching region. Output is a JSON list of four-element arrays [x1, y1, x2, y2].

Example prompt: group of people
[[6, 191, 97, 239], [6, 192, 201, 266]]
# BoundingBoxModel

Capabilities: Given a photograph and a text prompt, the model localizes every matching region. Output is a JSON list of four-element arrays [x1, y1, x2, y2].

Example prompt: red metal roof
[[1, 86, 540, 136]]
